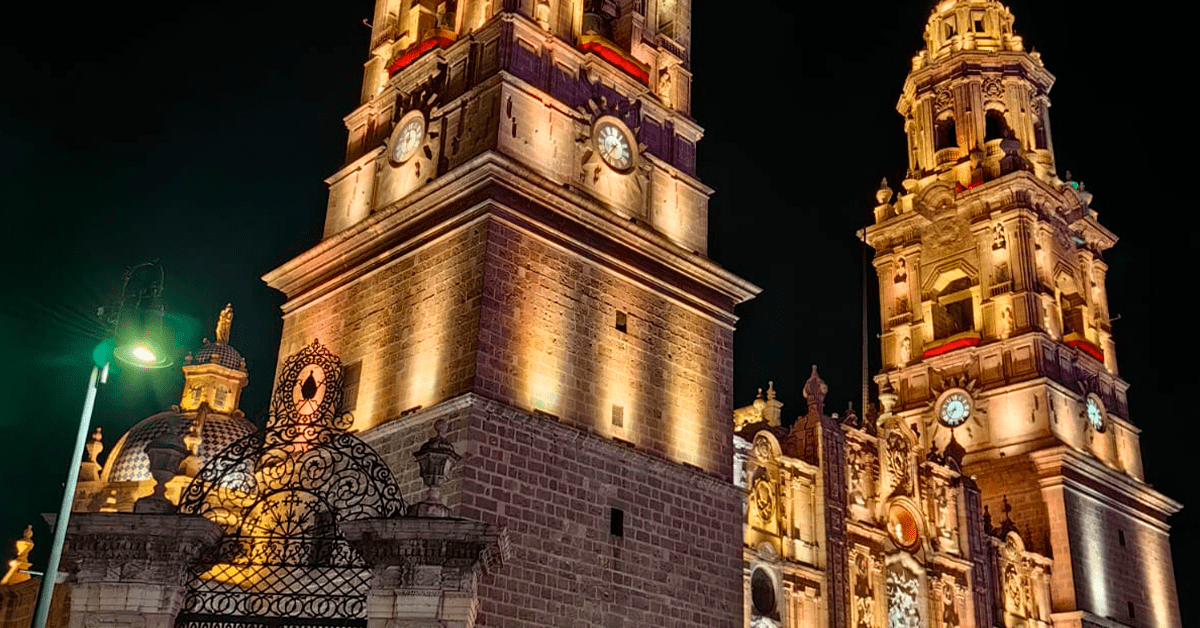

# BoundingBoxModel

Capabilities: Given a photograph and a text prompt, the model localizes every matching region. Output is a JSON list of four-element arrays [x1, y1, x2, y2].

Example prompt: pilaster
[[341, 518, 509, 628], [62, 513, 220, 628]]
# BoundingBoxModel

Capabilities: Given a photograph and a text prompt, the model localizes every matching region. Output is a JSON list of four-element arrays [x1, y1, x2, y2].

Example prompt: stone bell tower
[[263, 0, 758, 625], [864, 2, 1182, 627]]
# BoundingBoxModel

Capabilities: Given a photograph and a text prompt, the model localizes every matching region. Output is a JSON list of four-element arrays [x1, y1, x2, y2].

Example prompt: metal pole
[[32, 363, 107, 628]]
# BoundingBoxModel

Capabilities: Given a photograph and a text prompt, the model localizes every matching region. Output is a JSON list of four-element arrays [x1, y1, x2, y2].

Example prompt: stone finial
[[79, 427, 104, 482], [943, 430, 966, 469], [803, 365, 828, 414], [875, 178, 894, 206], [408, 419, 461, 517], [134, 422, 189, 513], [1, 526, 34, 586], [762, 381, 783, 427], [85, 427, 103, 464], [996, 495, 1019, 538], [215, 303, 234, 344], [181, 406, 207, 478], [842, 401, 859, 428]]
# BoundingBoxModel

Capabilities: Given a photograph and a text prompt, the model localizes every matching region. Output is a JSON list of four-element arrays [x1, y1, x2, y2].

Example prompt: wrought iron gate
[[176, 341, 406, 628]]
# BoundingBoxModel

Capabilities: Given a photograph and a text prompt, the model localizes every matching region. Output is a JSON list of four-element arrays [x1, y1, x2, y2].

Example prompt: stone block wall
[[277, 220, 490, 431], [1059, 488, 1180, 628], [966, 455, 1052, 557], [476, 218, 733, 472], [364, 395, 743, 628]]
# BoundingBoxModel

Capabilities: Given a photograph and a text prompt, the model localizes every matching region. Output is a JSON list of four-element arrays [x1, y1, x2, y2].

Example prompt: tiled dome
[[104, 410, 256, 483], [192, 341, 245, 371]]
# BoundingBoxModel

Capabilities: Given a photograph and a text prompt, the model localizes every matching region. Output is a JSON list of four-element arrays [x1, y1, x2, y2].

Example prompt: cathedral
[[0, 1, 1182, 628]]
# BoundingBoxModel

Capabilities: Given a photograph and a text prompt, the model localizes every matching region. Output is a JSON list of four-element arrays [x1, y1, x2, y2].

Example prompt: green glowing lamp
[[109, 262, 174, 369]]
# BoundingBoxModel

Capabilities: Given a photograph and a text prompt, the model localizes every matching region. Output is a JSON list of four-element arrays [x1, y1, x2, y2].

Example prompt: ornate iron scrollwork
[[177, 340, 405, 626]]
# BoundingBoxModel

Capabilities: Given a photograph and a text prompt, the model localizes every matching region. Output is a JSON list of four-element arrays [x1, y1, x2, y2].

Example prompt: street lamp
[[32, 262, 173, 628]]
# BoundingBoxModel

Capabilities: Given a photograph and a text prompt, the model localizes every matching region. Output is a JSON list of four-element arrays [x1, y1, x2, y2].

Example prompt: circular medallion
[[593, 117, 634, 172], [1085, 395, 1105, 432], [390, 111, 426, 164], [937, 389, 972, 428], [886, 502, 921, 549], [292, 364, 327, 417], [753, 479, 774, 521]]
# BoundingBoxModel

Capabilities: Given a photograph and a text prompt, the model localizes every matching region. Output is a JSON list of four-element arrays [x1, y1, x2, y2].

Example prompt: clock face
[[390, 112, 425, 163], [1086, 397, 1104, 431], [292, 364, 327, 418], [938, 391, 971, 427], [594, 119, 633, 172]]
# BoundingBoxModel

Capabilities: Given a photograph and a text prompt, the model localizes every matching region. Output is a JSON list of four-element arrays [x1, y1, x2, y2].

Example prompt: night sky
[[2, 0, 1194, 619]]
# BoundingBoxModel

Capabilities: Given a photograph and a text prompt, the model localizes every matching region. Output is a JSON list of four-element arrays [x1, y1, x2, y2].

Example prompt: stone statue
[[657, 69, 672, 108], [893, 259, 910, 314], [942, 585, 960, 627], [216, 303, 234, 344]]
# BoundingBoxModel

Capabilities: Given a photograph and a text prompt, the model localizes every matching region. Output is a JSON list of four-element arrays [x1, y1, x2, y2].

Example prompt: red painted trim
[[1066, 338, 1105, 361], [387, 36, 456, 76], [578, 40, 650, 84], [922, 335, 981, 358]]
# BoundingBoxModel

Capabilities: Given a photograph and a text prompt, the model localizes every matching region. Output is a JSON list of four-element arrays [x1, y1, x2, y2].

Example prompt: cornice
[[263, 152, 759, 320], [1030, 446, 1182, 529]]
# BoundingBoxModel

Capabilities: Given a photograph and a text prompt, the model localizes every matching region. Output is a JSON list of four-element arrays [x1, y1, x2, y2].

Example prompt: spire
[[803, 365, 828, 415], [215, 303, 234, 344]]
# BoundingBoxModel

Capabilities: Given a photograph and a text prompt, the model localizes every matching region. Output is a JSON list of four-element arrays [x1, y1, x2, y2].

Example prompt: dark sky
[[1, 0, 1193, 619]]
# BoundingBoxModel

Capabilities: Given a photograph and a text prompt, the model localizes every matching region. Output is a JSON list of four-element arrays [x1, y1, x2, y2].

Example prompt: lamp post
[[31, 263, 173, 628]]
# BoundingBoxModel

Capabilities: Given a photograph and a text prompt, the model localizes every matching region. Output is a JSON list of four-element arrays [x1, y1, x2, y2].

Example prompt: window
[[1033, 118, 1048, 150], [933, 277, 974, 340], [1129, 602, 1136, 619], [615, 311, 628, 333], [610, 507, 624, 536], [1118, 529, 1126, 547], [611, 404, 624, 428], [944, 18, 956, 40], [343, 360, 363, 412], [935, 115, 957, 151], [985, 110, 1009, 141], [751, 568, 778, 618], [1059, 291, 1086, 337], [972, 12, 985, 33]]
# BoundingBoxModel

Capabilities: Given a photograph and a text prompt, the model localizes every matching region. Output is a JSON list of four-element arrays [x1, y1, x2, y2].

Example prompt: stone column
[[342, 518, 509, 628], [62, 513, 220, 628]]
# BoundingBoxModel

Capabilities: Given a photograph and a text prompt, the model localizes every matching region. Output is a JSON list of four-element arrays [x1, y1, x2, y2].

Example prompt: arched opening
[[1033, 118, 1048, 150], [932, 276, 974, 340], [935, 115, 957, 151], [1057, 277, 1087, 337], [985, 110, 1009, 142], [582, 0, 615, 37]]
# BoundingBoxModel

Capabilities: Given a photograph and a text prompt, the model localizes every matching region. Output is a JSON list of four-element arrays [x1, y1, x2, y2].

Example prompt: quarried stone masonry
[[61, 513, 220, 628]]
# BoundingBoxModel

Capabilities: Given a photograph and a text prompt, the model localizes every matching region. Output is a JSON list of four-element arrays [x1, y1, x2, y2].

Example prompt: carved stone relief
[[982, 76, 1005, 103]]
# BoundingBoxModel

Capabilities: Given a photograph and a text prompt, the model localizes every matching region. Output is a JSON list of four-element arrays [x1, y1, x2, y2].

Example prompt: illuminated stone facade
[[261, 0, 757, 625], [0, 2, 1182, 628], [734, 370, 1053, 628], [862, 1, 1182, 627]]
